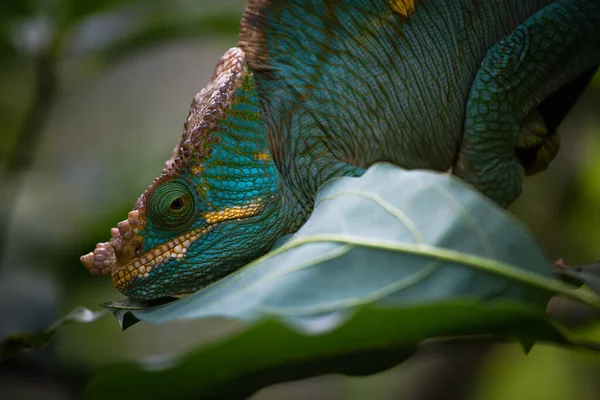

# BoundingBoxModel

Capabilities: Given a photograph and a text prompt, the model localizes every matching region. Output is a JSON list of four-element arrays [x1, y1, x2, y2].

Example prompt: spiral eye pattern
[[148, 181, 196, 229]]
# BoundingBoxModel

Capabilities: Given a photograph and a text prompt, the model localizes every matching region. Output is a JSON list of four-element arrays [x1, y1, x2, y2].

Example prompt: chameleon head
[[80, 47, 288, 300]]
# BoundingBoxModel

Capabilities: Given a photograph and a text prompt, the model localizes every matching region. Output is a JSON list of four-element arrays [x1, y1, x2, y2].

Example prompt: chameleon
[[80, 0, 600, 300]]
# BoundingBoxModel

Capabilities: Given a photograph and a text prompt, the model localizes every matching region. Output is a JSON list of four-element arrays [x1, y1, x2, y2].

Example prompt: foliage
[[2, 0, 600, 399], [84, 304, 577, 400], [0, 308, 107, 362], [4, 164, 600, 398]]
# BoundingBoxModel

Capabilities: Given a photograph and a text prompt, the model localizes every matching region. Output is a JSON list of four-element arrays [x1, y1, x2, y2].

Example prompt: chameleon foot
[[514, 110, 561, 176]]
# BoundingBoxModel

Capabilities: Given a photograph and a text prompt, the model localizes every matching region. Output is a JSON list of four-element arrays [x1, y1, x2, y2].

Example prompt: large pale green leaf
[[8, 163, 600, 398], [89, 163, 600, 397], [112, 163, 597, 332]]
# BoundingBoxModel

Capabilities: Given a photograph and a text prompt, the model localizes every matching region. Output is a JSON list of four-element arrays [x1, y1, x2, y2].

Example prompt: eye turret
[[147, 180, 197, 230]]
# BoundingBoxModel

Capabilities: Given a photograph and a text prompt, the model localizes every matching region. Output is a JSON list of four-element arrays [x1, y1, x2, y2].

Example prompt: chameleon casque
[[81, 0, 600, 300]]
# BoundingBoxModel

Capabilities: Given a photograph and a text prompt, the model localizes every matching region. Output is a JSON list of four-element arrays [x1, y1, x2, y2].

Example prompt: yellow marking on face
[[191, 165, 204, 175], [389, 0, 418, 19], [112, 226, 213, 290], [204, 202, 262, 224], [254, 152, 271, 161]]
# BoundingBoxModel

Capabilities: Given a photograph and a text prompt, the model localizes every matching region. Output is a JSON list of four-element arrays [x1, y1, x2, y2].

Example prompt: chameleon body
[[81, 0, 600, 300]]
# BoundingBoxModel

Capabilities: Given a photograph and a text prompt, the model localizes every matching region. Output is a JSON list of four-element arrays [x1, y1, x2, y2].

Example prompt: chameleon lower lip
[[113, 225, 214, 290]]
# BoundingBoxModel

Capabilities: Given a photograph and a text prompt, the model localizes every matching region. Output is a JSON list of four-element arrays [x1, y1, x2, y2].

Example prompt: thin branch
[[548, 259, 600, 326], [0, 53, 58, 263]]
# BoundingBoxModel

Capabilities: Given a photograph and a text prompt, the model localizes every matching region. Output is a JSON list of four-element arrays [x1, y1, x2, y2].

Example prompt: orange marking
[[191, 165, 204, 176], [254, 152, 271, 161], [203, 202, 262, 224], [390, 0, 418, 19], [112, 227, 212, 290]]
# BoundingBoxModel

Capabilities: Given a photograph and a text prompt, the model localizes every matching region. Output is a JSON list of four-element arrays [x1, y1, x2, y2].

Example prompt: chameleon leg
[[453, 0, 600, 208]]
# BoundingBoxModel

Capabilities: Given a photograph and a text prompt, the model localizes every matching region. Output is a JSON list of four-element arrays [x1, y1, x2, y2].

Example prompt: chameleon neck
[[267, 109, 366, 229], [241, 0, 561, 216]]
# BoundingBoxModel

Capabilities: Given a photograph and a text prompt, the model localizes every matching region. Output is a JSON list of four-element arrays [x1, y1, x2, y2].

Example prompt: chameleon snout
[[80, 210, 140, 276]]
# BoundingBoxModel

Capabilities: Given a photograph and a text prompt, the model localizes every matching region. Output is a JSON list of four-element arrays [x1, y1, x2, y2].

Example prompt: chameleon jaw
[[80, 46, 278, 298], [111, 225, 214, 292], [80, 207, 216, 293]]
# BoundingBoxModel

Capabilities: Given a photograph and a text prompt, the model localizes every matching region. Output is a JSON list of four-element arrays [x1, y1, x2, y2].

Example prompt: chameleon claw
[[515, 110, 561, 176]]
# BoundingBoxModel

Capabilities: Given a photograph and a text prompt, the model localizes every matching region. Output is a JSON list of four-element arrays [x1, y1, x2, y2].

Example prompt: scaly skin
[[454, 0, 600, 207], [81, 0, 600, 300]]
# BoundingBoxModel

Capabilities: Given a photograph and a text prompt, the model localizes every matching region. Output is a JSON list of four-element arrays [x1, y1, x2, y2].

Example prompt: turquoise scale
[[198, 73, 280, 210]]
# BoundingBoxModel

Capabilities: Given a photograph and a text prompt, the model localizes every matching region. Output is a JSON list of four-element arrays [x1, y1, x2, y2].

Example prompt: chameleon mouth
[[112, 225, 214, 291], [80, 199, 265, 294], [80, 209, 214, 290]]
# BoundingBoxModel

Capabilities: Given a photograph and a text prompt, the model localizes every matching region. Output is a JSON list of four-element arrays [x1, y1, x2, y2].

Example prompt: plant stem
[[0, 53, 58, 263]]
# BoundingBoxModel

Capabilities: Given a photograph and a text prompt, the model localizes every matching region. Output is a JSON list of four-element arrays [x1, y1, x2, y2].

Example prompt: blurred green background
[[1, 1, 600, 399]]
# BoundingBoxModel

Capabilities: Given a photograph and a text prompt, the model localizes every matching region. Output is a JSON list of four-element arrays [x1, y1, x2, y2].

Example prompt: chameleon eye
[[148, 181, 196, 229], [170, 198, 184, 210]]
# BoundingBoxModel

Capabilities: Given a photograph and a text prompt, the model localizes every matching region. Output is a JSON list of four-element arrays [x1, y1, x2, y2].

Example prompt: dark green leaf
[[0, 307, 107, 361], [84, 302, 588, 400], [102, 296, 178, 330]]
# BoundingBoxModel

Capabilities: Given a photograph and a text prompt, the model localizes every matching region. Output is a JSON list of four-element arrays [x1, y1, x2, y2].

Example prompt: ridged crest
[[81, 48, 253, 277], [137, 48, 249, 223]]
